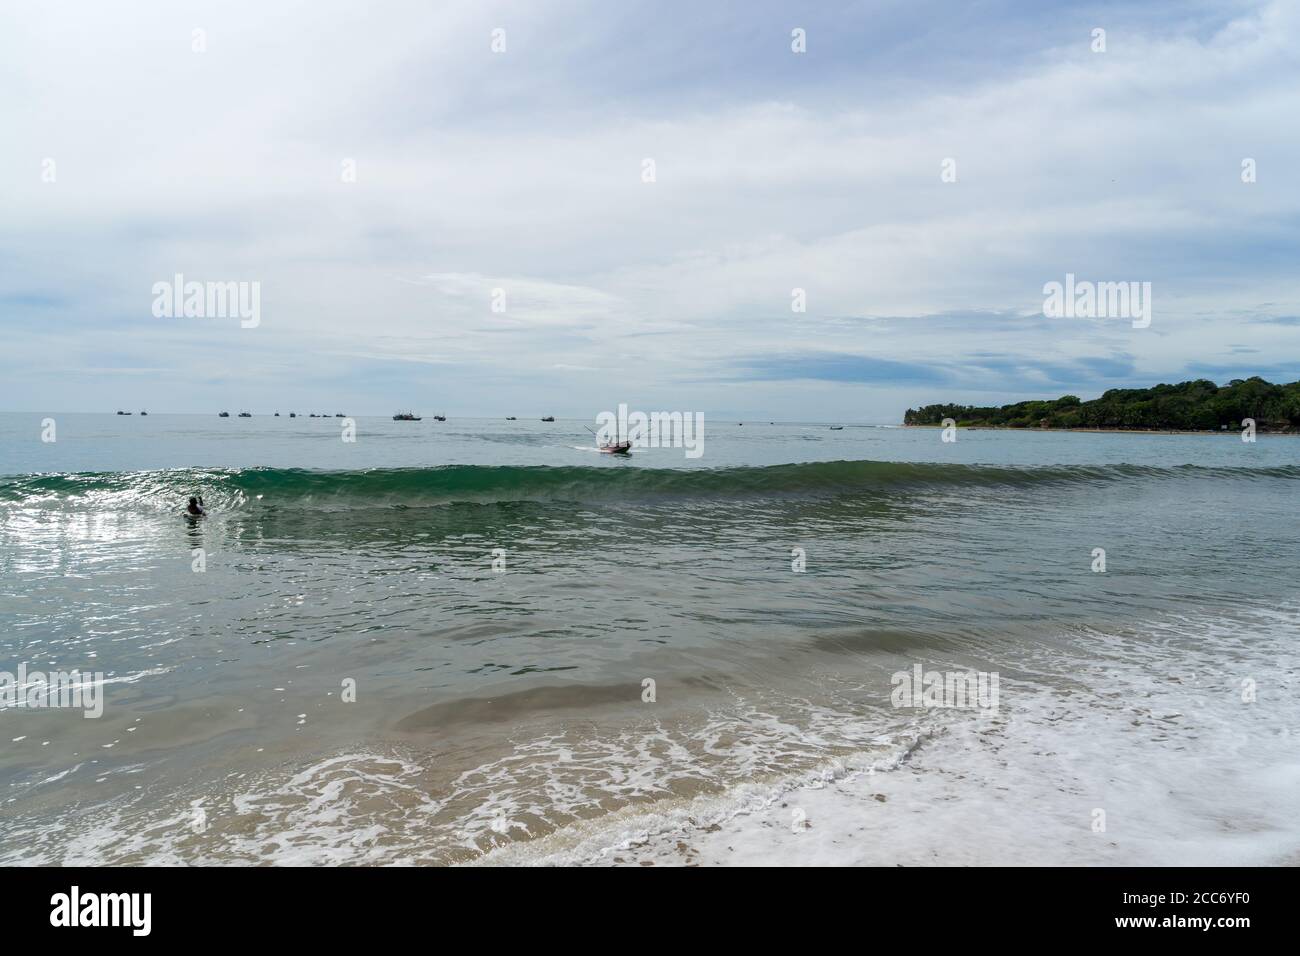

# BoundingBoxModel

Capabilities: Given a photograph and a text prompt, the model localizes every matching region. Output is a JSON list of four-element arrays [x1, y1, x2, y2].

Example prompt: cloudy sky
[[2, 0, 1298, 421]]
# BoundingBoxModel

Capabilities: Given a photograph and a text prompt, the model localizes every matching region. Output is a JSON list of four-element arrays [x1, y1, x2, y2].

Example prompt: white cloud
[[1, 0, 1298, 418]]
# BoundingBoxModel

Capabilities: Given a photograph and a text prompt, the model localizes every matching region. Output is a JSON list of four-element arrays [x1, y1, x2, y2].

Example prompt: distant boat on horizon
[[238, 411, 252, 418], [541, 416, 555, 422], [116, 410, 130, 415], [289, 412, 296, 417], [506, 416, 517, 420], [433, 414, 446, 422], [393, 411, 422, 421], [218, 411, 230, 417]]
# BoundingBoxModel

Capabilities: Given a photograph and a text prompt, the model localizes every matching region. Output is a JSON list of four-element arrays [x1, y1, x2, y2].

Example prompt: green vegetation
[[904, 377, 1300, 432]]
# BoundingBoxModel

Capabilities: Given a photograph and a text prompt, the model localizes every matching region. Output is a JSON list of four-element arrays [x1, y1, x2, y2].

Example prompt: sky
[[1, 0, 1298, 421]]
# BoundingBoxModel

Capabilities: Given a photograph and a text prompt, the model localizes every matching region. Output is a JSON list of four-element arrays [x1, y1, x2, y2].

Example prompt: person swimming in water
[[186, 496, 206, 516]]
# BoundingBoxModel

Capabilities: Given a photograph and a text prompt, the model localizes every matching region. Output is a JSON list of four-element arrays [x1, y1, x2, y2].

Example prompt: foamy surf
[[4, 604, 1295, 867], [472, 606, 1300, 867], [464, 728, 935, 867]]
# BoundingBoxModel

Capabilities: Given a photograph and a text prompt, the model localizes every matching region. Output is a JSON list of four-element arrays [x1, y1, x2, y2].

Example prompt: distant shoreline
[[903, 378, 1300, 434], [903, 423, 1299, 436]]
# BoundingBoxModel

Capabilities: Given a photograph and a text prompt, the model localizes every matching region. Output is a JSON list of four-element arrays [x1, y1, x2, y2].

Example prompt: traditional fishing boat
[[589, 416, 632, 455], [393, 411, 421, 421]]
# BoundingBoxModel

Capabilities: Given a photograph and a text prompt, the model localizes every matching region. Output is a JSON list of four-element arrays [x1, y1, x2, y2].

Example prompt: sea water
[[0, 414, 1296, 864]]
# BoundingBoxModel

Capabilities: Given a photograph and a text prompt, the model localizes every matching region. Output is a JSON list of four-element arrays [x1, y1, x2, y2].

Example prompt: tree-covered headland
[[903, 377, 1300, 432]]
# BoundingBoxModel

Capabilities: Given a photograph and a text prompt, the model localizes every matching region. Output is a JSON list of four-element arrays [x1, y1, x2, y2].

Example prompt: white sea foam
[[2, 606, 1295, 866], [477, 604, 1300, 866]]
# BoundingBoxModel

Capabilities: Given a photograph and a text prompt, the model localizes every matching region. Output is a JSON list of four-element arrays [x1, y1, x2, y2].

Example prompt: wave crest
[[3, 460, 1297, 511]]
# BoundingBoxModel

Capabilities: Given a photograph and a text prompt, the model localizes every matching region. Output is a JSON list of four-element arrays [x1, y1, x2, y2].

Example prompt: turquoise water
[[0, 414, 1297, 864]]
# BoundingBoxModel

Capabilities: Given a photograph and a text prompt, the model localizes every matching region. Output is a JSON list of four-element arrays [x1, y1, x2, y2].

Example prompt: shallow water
[[0, 414, 1296, 865]]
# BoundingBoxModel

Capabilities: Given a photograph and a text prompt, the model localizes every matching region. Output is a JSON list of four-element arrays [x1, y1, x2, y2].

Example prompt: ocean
[[1, 413, 1297, 865]]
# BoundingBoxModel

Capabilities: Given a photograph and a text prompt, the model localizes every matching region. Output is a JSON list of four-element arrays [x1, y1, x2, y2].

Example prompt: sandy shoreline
[[584, 677, 1300, 867], [475, 605, 1300, 868]]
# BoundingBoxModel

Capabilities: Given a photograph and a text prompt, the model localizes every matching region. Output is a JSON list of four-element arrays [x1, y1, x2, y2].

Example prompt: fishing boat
[[506, 416, 517, 420], [218, 411, 230, 417], [116, 410, 129, 415], [590, 417, 632, 455], [140, 411, 148, 416], [433, 414, 446, 422], [289, 412, 296, 418], [393, 411, 422, 421], [238, 411, 252, 418], [335, 413, 345, 418], [541, 416, 555, 422], [829, 425, 843, 430]]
